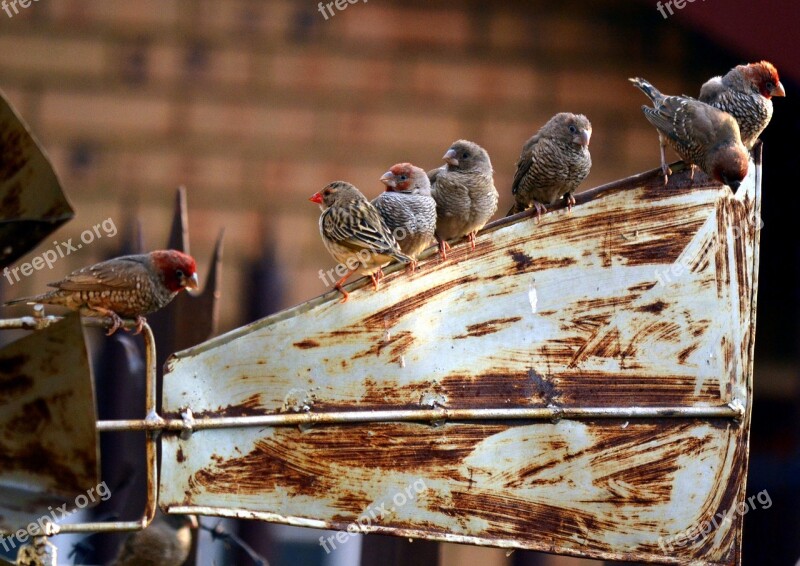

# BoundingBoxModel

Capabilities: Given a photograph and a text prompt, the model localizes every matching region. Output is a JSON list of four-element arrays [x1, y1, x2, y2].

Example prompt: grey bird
[[507, 112, 592, 219], [428, 140, 498, 259], [373, 162, 437, 274], [699, 60, 785, 149]]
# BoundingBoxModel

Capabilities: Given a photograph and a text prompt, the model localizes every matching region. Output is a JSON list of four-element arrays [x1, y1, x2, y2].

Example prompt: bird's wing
[[48, 256, 147, 292], [322, 203, 400, 255], [511, 144, 537, 195]]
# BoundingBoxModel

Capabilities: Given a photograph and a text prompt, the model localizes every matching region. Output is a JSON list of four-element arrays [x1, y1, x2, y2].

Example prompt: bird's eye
[[569, 125, 578, 134], [175, 269, 184, 278], [462, 152, 469, 159], [766, 81, 775, 90], [399, 175, 408, 181]]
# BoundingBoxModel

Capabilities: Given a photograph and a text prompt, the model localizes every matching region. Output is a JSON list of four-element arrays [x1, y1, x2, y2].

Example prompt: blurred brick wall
[[0, 0, 724, 331]]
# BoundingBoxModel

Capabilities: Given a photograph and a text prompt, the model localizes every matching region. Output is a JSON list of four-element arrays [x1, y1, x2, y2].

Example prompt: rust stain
[[455, 317, 522, 339], [177, 446, 186, 463], [188, 393, 264, 419], [361, 276, 478, 330], [293, 339, 320, 349]]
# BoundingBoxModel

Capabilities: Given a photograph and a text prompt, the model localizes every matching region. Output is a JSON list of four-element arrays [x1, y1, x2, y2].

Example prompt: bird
[[428, 140, 498, 260], [372, 162, 437, 273], [310, 181, 412, 303], [3, 250, 198, 335], [507, 112, 592, 219], [629, 77, 749, 190], [699, 60, 785, 149], [113, 513, 197, 566]]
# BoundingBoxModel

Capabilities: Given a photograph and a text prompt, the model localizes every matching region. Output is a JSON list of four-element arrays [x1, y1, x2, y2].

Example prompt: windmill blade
[[159, 157, 760, 565], [0, 313, 98, 534], [0, 90, 74, 269]]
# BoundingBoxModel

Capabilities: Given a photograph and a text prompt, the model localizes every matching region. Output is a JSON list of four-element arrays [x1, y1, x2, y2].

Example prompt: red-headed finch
[[630, 77, 749, 190], [699, 60, 785, 149], [428, 140, 498, 259], [114, 513, 197, 566], [3, 250, 198, 335], [311, 181, 411, 303], [373, 162, 437, 273], [507, 112, 592, 219]]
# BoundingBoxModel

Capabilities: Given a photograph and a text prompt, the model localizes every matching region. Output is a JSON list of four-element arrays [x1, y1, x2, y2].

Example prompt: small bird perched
[[113, 513, 197, 566], [373, 162, 437, 273], [310, 181, 411, 303], [3, 250, 198, 335], [699, 60, 785, 149], [507, 112, 592, 219], [428, 140, 498, 259], [629, 77, 749, 190]]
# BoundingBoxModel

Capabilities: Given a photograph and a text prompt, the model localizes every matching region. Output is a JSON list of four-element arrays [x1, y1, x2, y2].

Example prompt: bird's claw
[[104, 312, 125, 336], [565, 193, 576, 213], [533, 201, 548, 223], [468, 232, 477, 251], [437, 238, 450, 261], [133, 316, 146, 335], [335, 284, 350, 303]]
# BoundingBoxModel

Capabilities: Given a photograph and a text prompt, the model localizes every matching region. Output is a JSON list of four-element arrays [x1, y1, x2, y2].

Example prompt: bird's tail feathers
[[629, 77, 664, 103]]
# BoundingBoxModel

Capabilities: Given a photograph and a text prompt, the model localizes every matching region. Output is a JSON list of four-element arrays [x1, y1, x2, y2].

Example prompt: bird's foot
[[334, 284, 350, 303], [468, 232, 477, 251], [133, 316, 147, 335], [533, 201, 548, 222], [369, 273, 380, 291], [97, 309, 125, 336], [437, 238, 450, 261], [688, 164, 696, 184], [405, 260, 418, 276], [565, 193, 576, 213], [661, 163, 672, 186]]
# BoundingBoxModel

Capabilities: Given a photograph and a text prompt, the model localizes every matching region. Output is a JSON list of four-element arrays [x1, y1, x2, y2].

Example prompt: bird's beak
[[772, 81, 786, 97], [380, 171, 396, 189], [309, 192, 324, 204], [574, 129, 591, 147], [442, 148, 459, 167], [183, 272, 199, 290]]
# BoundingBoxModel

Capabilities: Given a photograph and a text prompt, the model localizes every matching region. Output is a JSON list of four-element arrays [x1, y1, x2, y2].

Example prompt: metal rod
[[96, 404, 743, 432], [25, 324, 164, 536]]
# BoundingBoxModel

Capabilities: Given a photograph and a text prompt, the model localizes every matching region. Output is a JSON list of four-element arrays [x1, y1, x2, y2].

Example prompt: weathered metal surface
[[0, 90, 73, 269], [0, 313, 97, 533], [160, 156, 760, 565], [0, 317, 159, 538]]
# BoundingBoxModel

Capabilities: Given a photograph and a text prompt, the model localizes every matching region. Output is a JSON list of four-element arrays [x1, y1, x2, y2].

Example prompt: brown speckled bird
[[373, 163, 437, 273], [507, 112, 592, 219], [311, 181, 411, 302], [113, 513, 196, 566], [699, 61, 785, 149], [428, 140, 498, 259], [3, 250, 198, 335], [630, 77, 749, 190]]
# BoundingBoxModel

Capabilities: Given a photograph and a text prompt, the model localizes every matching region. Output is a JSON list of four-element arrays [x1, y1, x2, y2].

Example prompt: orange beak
[[772, 81, 786, 97], [309, 192, 323, 204]]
